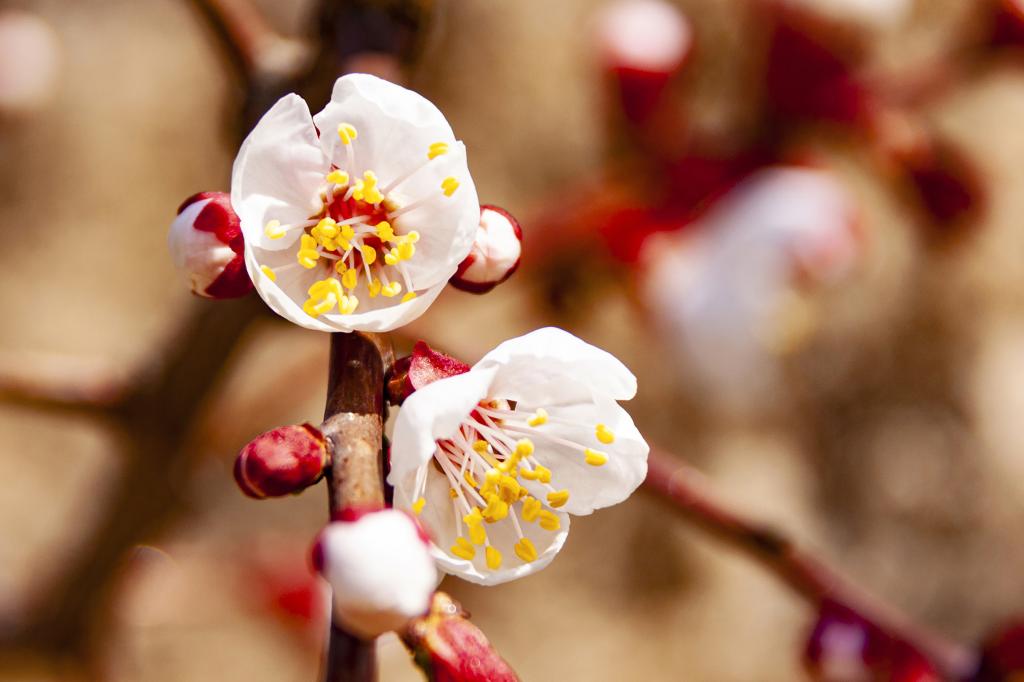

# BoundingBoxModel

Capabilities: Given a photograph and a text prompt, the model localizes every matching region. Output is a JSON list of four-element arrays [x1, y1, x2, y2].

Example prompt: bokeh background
[[3, 0, 1024, 679]]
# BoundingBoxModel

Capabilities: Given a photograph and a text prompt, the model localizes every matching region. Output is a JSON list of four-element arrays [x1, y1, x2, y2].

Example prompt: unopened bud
[[234, 424, 327, 498], [449, 206, 522, 294], [402, 592, 519, 682], [387, 341, 470, 406], [593, 0, 692, 124], [313, 509, 437, 640], [804, 599, 939, 682], [169, 191, 253, 299]]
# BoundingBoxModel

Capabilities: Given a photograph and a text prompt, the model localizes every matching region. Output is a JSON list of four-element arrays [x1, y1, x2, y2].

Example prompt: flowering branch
[[643, 446, 976, 679], [319, 331, 392, 682]]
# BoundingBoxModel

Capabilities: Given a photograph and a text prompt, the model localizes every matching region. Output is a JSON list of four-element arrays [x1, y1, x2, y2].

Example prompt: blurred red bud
[[594, 0, 693, 125], [403, 592, 519, 682], [388, 341, 470, 405], [450, 206, 523, 294], [169, 191, 253, 299], [804, 599, 940, 682], [990, 0, 1024, 47], [234, 424, 327, 498], [973, 619, 1024, 681]]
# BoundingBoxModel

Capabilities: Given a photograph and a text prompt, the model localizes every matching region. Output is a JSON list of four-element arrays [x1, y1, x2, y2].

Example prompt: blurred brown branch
[[643, 447, 977, 679]]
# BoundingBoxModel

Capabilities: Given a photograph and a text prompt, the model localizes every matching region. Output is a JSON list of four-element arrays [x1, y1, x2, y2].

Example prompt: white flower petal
[[477, 327, 638, 402], [319, 510, 437, 638], [515, 397, 648, 515], [388, 365, 498, 483], [232, 93, 328, 252]]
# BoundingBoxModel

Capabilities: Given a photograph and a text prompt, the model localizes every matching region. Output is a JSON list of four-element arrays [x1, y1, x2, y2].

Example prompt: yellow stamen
[[428, 141, 450, 159], [595, 424, 615, 444], [368, 279, 382, 298], [397, 240, 415, 261], [514, 537, 538, 563], [412, 497, 426, 515], [406, 231, 420, 243], [441, 176, 460, 197], [264, 220, 286, 240], [473, 440, 490, 454], [537, 510, 561, 531], [337, 122, 357, 145], [360, 244, 377, 265], [482, 495, 509, 523], [449, 488, 458, 499], [260, 265, 277, 282], [376, 221, 395, 242], [326, 169, 349, 185], [384, 250, 399, 266], [381, 281, 402, 298], [485, 545, 502, 570], [451, 537, 475, 561], [527, 408, 548, 427], [401, 291, 418, 303], [341, 268, 358, 290], [521, 496, 542, 522], [463, 470, 479, 489], [584, 448, 608, 466], [547, 489, 570, 508]]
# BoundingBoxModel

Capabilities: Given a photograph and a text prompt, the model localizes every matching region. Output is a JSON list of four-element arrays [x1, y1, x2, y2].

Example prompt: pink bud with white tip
[[169, 191, 253, 299], [449, 205, 522, 294], [312, 509, 437, 639]]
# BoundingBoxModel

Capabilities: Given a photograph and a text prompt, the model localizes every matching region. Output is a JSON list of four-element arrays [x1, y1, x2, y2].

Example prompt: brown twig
[[643, 446, 976, 679], [319, 332, 393, 682]]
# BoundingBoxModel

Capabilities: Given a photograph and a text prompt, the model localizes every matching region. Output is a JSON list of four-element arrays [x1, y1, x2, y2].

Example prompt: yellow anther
[[527, 409, 548, 427], [584, 448, 608, 467], [381, 281, 402, 298], [473, 440, 490, 454], [326, 169, 350, 185], [401, 291, 418, 303], [482, 495, 509, 523], [264, 219, 286, 240], [451, 537, 475, 561], [515, 439, 535, 458], [441, 176, 460, 197], [340, 294, 360, 315], [485, 545, 502, 570], [595, 424, 616, 445], [341, 268, 358, 290], [449, 487, 458, 499], [520, 467, 539, 481], [360, 244, 377, 265], [427, 141, 450, 159], [260, 265, 277, 282], [406, 231, 420, 243], [302, 294, 337, 317], [467, 522, 487, 546], [384, 250, 398, 266], [315, 217, 339, 237], [337, 122, 357, 145], [335, 260, 348, 275], [376, 221, 395, 242], [463, 507, 484, 527], [339, 223, 355, 239], [537, 510, 561, 531], [463, 470, 479, 489], [547, 489, 570, 508], [521, 496, 542, 522], [514, 537, 538, 563], [368, 279, 382, 298], [360, 171, 383, 204], [498, 475, 521, 503], [397, 240, 415, 261], [481, 469, 501, 496], [412, 497, 426, 515], [532, 465, 552, 484], [298, 252, 319, 269]]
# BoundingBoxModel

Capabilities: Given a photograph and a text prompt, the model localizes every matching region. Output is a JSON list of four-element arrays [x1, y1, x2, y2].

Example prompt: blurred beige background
[[3, 0, 1024, 680]]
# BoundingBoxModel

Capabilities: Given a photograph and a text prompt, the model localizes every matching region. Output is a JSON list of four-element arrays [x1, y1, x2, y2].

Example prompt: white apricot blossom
[[231, 73, 479, 332], [388, 328, 649, 586], [640, 166, 860, 411]]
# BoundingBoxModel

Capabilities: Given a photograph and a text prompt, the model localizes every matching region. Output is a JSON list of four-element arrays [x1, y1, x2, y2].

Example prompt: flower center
[[411, 399, 617, 571], [256, 123, 462, 317]]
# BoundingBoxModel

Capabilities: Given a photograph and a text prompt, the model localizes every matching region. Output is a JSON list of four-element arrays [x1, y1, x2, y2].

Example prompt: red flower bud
[[991, 0, 1024, 47], [234, 424, 327, 498], [973, 619, 1024, 681], [804, 599, 940, 682], [169, 191, 253, 299], [387, 341, 470, 405], [593, 0, 692, 125], [402, 592, 519, 682], [449, 206, 522, 295]]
